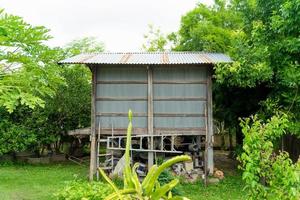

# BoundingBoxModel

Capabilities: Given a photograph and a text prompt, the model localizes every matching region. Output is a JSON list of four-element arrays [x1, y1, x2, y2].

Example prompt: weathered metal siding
[[153, 66, 207, 131], [95, 65, 209, 136], [96, 65, 148, 131], [94, 63, 214, 174]]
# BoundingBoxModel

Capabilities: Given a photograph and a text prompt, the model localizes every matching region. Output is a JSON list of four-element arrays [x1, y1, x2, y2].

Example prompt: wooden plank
[[97, 80, 206, 84], [147, 66, 154, 169], [96, 112, 205, 117], [109, 133, 205, 139], [154, 113, 206, 117], [68, 127, 91, 136], [89, 65, 97, 181], [96, 112, 147, 117], [96, 127, 207, 136], [154, 97, 207, 101], [97, 127, 206, 136], [108, 148, 182, 154], [96, 80, 147, 84], [96, 97, 206, 101], [96, 97, 147, 101], [153, 80, 207, 84], [97, 128, 147, 135], [154, 128, 206, 135]]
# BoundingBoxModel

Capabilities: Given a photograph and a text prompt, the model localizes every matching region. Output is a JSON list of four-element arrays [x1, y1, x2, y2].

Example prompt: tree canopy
[[0, 9, 64, 113], [170, 0, 300, 137], [171, 1, 300, 197], [0, 9, 104, 155]]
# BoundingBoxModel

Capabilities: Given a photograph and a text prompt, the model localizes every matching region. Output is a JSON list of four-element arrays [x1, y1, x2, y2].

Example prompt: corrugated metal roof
[[58, 52, 232, 65]]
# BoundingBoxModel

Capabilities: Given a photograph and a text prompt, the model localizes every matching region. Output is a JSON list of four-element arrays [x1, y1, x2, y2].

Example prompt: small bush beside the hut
[[239, 114, 300, 200], [158, 169, 182, 196]]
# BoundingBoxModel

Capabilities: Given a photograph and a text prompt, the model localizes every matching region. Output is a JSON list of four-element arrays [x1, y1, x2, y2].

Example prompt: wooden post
[[89, 66, 97, 181], [147, 66, 154, 169], [206, 67, 214, 174]]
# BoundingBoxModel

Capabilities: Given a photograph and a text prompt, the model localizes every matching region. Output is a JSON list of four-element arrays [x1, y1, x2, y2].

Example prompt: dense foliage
[[239, 114, 300, 200], [158, 169, 181, 196], [0, 2, 299, 199], [175, 0, 242, 52], [56, 180, 113, 200], [173, 0, 300, 137], [0, 118, 36, 155], [0, 9, 64, 113], [0, 9, 104, 155], [215, 0, 300, 136]]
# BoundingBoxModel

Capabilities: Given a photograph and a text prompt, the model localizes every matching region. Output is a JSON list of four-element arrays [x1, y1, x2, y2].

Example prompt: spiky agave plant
[[99, 110, 191, 200]]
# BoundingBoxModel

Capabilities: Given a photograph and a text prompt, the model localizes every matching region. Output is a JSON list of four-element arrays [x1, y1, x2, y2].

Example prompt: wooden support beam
[[153, 80, 207, 84], [95, 97, 207, 101], [96, 112, 147, 117], [96, 80, 207, 84], [147, 66, 154, 169], [154, 97, 207, 101], [96, 80, 147, 84], [96, 127, 206, 135], [96, 97, 147, 101], [89, 66, 97, 181], [96, 112, 206, 117], [206, 67, 214, 174]]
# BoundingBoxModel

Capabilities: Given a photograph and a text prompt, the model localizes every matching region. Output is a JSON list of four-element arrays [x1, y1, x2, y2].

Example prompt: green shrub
[[239, 114, 300, 200], [0, 120, 36, 155], [55, 180, 112, 200], [156, 156, 181, 195], [158, 169, 182, 196]]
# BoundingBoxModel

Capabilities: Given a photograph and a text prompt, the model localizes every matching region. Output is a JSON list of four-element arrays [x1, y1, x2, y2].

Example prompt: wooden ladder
[[96, 122, 114, 180]]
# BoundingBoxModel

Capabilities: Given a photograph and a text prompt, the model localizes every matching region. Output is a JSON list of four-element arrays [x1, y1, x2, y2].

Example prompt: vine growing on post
[[239, 114, 300, 200]]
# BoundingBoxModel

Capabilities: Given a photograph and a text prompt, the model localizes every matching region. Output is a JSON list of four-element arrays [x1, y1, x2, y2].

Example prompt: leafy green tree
[[64, 36, 105, 56], [171, 0, 300, 143], [176, 1, 300, 198], [17, 37, 104, 155], [215, 0, 300, 135], [175, 0, 242, 52], [0, 8, 104, 155], [142, 24, 169, 52], [0, 9, 65, 155], [0, 9, 64, 113]]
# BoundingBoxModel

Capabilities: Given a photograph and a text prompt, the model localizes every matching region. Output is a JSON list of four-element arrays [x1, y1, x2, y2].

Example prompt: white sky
[[1, 0, 213, 51]]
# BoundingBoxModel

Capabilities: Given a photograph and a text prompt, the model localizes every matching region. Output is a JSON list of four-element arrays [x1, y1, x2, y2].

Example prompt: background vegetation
[[0, 0, 299, 199], [0, 8, 104, 155]]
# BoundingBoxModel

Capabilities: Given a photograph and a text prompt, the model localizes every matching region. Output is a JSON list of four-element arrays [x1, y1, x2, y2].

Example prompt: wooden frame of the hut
[[59, 52, 232, 181]]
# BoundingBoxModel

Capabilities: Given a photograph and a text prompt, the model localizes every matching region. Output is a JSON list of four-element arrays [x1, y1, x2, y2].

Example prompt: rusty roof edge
[[59, 51, 230, 55], [58, 52, 232, 65]]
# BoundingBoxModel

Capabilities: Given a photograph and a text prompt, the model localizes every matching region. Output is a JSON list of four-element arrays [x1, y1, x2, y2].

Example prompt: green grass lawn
[[179, 174, 247, 200], [0, 163, 88, 200], [0, 163, 247, 200]]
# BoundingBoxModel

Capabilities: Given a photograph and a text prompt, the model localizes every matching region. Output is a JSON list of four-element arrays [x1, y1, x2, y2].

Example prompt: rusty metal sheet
[[58, 52, 232, 65]]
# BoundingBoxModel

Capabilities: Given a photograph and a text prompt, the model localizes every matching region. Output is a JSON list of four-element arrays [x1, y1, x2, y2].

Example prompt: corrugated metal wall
[[96, 65, 148, 131], [96, 65, 208, 135], [153, 67, 207, 130]]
